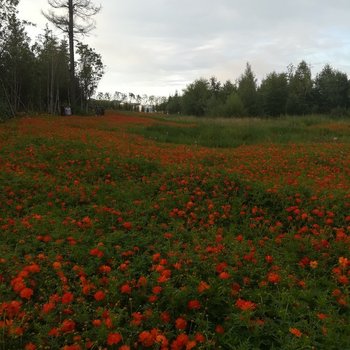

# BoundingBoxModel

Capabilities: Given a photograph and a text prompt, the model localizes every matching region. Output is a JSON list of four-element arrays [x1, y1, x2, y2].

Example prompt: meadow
[[0, 113, 349, 350]]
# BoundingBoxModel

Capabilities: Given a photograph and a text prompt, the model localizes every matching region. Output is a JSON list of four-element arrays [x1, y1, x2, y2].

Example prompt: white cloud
[[18, 0, 350, 96]]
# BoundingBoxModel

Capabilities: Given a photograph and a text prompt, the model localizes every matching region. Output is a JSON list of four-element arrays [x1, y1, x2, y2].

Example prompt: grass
[[0, 112, 349, 350], [131, 114, 350, 148]]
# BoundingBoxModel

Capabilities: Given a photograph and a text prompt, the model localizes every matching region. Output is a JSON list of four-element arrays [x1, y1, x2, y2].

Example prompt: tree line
[[0, 0, 104, 119], [166, 61, 350, 117]]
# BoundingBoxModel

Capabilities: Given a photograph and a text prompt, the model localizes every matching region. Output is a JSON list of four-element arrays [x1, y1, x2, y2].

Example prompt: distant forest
[[1, 2, 350, 119], [0, 0, 104, 119], [97, 60, 350, 118]]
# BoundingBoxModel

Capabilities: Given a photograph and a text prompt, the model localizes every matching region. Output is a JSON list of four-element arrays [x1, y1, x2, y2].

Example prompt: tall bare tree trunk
[[68, 0, 75, 112]]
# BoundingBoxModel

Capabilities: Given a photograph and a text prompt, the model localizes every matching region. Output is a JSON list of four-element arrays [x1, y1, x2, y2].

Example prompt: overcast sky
[[18, 0, 350, 97]]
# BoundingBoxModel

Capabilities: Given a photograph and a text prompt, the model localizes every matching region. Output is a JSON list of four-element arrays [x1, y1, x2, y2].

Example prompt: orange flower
[[309, 260, 318, 269], [92, 319, 102, 327], [289, 327, 302, 337], [338, 275, 349, 285], [138, 330, 154, 347], [339, 256, 349, 268], [107, 332, 122, 345], [197, 281, 210, 293], [218, 271, 230, 279], [175, 317, 187, 330], [267, 272, 280, 284], [235, 298, 257, 311]]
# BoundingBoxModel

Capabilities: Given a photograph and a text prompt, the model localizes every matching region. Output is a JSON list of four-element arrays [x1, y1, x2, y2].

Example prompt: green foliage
[[314, 64, 349, 113], [181, 78, 211, 116], [259, 72, 288, 116], [237, 62, 259, 116], [132, 114, 350, 148], [286, 61, 313, 115], [1, 114, 350, 349]]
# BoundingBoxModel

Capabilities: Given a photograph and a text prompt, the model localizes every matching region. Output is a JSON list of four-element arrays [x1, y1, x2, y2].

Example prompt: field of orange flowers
[[0, 113, 349, 350]]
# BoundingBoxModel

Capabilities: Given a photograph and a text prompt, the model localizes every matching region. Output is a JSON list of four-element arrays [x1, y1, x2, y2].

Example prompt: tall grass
[[131, 115, 350, 148]]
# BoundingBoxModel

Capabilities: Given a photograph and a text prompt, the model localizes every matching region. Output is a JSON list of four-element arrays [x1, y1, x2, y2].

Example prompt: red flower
[[160, 311, 171, 323], [92, 319, 102, 327], [267, 272, 280, 284], [215, 325, 225, 334], [20, 287, 33, 299], [120, 284, 132, 294], [122, 222, 132, 230], [219, 271, 230, 279], [107, 332, 122, 345], [338, 275, 349, 285], [175, 317, 187, 330], [188, 299, 201, 310], [235, 298, 257, 311], [289, 327, 302, 337], [197, 281, 210, 293], [138, 330, 154, 347], [61, 319, 75, 333], [61, 292, 74, 304], [25, 343, 36, 350], [94, 290, 106, 301], [42, 302, 55, 314]]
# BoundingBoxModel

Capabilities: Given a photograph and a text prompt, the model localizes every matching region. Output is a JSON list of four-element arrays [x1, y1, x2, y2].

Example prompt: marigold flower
[[99, 265, 111, 274], [215, 325, 225, 334], [309, 260, 318, 269], [265, 255, 274, 264], [188, 299, 201, 310], [173, 334, 189, 347], [62, 345, 81, 350], [92, 319, 102, 327], [61, 292, 74, 304], [61, 319, 76, 333], [107, 332, 122, 345], [20, 287, 33, 299], [137, 276, 147, 287], [160, 311, 171, 323], [152, 286, 162, 294], [138, 330, 154, 347], [52, 261, 62, 270], [48, 327, 59, 337], [122, 222, 132, 230], [118, 346, 130, 350], [235, 298, 257, 311], [94, 290, 106, 301], [339, 257, 349, 268], [289, 327, 302, 337], [218, 271, 230, 279], [120, 284, 131, 294], [267, 272, 280, 284], [197, 281, 210, 293], [195, 332, 205, 343], [25, 343, 36, 350], [42, 302, 55, 314], [338, 275, 349, 285], [317, 313, 328, 320], [175, 317, 187, 330]]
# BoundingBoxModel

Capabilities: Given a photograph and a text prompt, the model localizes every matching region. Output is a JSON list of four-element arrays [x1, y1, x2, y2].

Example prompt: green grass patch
[[131, 115, 350, 148]]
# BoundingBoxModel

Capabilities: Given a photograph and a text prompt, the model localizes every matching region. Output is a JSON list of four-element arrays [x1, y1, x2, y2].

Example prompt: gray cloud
[[18, 0, 350, 96]]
